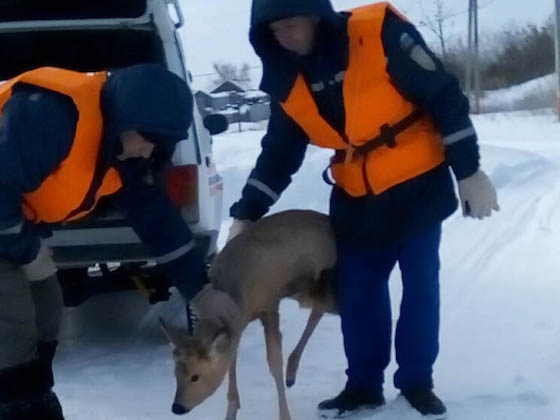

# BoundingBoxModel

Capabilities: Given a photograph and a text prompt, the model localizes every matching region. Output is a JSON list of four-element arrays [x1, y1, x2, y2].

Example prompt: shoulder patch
[[410, 45, 437, 71], [399, 33, 415, 52], [399, 32, 437, 71], [29, 93, 42, 102]]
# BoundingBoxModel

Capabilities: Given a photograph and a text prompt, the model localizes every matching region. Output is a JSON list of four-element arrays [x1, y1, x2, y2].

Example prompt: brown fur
[[161, 210, 338, 420]]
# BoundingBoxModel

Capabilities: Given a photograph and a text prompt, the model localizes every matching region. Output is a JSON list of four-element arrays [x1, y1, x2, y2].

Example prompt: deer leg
[[262, 311, 291, 420], [225, 352, 240, 420], [286, 306, 324, 387]]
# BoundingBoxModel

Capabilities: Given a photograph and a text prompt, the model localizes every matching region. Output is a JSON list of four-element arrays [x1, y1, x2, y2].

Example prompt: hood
[[249, 0, 347, 98], [100, 64, 193, 186], [101, 63, 193, 154], [250, 0, 338, 29]]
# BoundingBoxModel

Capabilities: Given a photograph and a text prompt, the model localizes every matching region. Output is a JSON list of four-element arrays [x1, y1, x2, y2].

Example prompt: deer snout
[[172, 403, 190, 415]]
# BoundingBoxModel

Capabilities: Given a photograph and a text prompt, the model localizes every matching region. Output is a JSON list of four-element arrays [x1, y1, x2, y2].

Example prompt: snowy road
[[55, 110, 560, 420]]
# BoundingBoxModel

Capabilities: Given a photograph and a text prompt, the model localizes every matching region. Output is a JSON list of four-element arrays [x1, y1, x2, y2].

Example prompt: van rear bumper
[[49, 229, 218, 268]]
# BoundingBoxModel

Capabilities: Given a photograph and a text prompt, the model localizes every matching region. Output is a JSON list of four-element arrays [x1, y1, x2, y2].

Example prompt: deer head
[[160, 319, 235, 415]]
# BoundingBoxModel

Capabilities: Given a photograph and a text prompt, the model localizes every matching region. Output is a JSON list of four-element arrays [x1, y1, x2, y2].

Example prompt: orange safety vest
[[280, 2, 445, 197], [0, 67, 123, 223]]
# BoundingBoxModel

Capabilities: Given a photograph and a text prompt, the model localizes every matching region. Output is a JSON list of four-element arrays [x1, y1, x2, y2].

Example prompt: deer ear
[[159, 318, 188, 347], [209, 329, 230, 359]]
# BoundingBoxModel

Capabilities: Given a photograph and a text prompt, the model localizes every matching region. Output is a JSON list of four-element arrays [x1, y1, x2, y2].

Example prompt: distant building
[[210, 80, 245, 94], [194, 80, 270, 124]]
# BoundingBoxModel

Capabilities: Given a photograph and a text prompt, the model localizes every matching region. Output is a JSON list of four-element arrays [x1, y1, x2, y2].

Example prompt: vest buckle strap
[[352, 109, 424, 156], [379, 124, 397, 148], [344, 145, 355, 165]]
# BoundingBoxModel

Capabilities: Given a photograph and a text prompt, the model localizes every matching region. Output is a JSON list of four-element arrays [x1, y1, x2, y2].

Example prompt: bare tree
[[212, 62, 252, 89], [237, 63, 252, 89], [418, 0, 454, 60], [212, 62, 237, 84]]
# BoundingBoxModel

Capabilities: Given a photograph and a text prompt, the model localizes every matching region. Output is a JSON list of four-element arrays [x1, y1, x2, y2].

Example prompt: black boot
[[0, 389, 63, 420], [0, 357, 64, 420], [318, 386, 385, 418], [401, 388, 447, 418]]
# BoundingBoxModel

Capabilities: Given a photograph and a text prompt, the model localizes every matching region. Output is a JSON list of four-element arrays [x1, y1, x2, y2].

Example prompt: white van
[[0, 0, 225, 304]]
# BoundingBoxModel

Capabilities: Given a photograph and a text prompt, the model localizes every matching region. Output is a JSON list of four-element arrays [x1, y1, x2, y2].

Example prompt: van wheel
[[57, 264, 140, 307], [57, 268, 91, 307], [57, 264, 172, 307]]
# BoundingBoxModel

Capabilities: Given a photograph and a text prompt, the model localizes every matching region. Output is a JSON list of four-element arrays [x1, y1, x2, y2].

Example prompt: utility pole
[[466, 0, 480, 114], [555, 0, 560, 119]]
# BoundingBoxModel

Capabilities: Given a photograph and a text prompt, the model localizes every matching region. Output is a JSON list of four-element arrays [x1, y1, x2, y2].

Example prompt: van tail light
[[165, 164, 199, 222]]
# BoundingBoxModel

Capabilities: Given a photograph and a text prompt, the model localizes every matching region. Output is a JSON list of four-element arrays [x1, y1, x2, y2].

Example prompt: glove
[[226, 219, 252, 242], [189, 284, 242, 332], [457, 169, 499, 219], [21, 240, 57, 282]]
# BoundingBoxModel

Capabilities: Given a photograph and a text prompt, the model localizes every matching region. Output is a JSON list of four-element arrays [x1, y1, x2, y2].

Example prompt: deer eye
[[191, 375, 200, 383]]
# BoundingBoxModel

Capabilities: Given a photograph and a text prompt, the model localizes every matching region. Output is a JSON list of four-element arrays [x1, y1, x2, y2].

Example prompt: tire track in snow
[[441, 145, 560, 326], [436, 142, 560, 419]]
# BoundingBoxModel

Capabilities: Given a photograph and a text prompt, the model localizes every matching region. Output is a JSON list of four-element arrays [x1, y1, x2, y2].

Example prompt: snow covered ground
[[54, 109, 560, 420], [480, 74, 555, 113]]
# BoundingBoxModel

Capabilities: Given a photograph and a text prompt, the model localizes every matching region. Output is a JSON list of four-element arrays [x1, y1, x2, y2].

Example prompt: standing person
[[227, 1, 499, 418], [0, 64, 239, 420]]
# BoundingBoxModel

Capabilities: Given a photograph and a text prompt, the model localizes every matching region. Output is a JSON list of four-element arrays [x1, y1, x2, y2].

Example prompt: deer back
[[209, 210, 337, 318]]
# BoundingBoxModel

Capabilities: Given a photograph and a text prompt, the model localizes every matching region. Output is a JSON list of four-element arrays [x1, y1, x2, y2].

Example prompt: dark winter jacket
[[231, 0, 480, 248], [0, 64, 205, 300]]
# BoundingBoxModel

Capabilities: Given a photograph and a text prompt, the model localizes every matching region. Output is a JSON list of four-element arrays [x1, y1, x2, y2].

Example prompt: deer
[[160, 209, 338, 420]]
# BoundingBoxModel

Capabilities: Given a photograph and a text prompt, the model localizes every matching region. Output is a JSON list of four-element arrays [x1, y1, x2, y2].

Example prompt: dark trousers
[[337, 224, 441, 394], [0, 260, 62, 376], [0, 262, 65, 420]]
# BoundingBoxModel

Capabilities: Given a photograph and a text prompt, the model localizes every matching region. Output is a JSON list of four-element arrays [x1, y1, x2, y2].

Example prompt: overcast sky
[[178, 0, 553, 88]]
